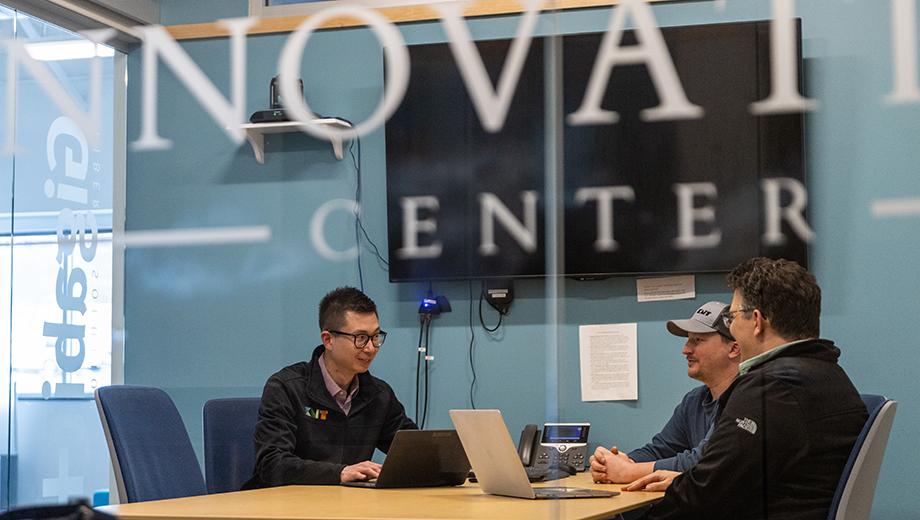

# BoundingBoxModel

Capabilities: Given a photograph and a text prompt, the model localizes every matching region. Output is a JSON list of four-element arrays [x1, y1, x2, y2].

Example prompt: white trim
[[111, 50, 126, 389], [116, 226, 272, 248], [871, 197, 920, 218], [109, 49, 127, 505], [0, 233, 111, 246], [0, 209, 113, 219]]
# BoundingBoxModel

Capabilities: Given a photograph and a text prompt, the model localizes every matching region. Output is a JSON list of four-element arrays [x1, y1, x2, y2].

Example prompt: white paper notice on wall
[[636, 275, 696, 302], [579, 323, 638, 401]]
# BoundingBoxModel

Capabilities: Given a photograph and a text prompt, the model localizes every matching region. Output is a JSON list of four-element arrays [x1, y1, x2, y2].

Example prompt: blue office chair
[[203, 397, 261, 493], [94, 385, 207, 503], [826, 394, 898, 520]]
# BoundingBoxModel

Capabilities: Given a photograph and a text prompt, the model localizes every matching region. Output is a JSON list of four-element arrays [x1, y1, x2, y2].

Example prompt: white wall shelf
[[240, 118, 352, 163]]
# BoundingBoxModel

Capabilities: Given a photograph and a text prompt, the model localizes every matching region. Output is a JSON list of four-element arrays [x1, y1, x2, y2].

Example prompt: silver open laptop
[[449, 409, 617, 500]]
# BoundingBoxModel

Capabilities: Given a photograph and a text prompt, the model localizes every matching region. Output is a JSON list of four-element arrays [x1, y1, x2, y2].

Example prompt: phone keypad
[[537, 447, 587, 471]]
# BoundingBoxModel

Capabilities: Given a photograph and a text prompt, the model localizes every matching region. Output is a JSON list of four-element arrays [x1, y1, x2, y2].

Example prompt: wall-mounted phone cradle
[[518, 422, 590, 472]]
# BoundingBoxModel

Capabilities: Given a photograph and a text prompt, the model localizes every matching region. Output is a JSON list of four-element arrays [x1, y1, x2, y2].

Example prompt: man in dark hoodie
[[627, 258, 867, 520], [245, 287, 416, 488]]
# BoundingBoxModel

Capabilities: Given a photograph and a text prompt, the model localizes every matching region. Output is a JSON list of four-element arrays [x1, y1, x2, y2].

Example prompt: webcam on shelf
[[249, 75, 303, 124]]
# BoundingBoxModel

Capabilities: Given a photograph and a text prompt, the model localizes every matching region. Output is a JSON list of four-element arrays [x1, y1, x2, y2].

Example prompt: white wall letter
[[310, 198, 359, 261], [278, 5, 409, 141], [575, 186, 636, 251], [749, 0, 818, 114], [479, 191, 538, 256], [435, 0, 541, 132], [132, 18, 256, 150], [886, 0, 920, 104], [761, 177, 814, 244], [673, 182, 721, 249], [567, 0, 703, 125], [396, 196, 443, 259]]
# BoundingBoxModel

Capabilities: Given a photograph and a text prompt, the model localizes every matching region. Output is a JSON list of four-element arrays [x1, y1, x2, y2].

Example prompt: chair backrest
[[203, 397, 261, 493], [94, 385, 206, 503], [827, 394, 898, 520]]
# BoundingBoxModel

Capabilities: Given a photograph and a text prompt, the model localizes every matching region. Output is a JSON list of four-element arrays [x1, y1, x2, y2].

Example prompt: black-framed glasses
[[722, 308, 754, 327], [328, 329, 387, 349]]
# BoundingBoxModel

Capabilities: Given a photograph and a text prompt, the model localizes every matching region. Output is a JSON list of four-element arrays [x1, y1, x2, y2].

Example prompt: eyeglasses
[[722, 308, 754, 327], [328, 329, 388, 349]]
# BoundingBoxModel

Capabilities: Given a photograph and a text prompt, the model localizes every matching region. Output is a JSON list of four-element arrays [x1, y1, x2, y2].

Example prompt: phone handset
[[518, 424, 540, 467]]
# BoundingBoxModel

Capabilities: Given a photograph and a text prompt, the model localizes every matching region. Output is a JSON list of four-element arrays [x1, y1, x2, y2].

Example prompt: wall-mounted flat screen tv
[[385, 19, 808, 282]]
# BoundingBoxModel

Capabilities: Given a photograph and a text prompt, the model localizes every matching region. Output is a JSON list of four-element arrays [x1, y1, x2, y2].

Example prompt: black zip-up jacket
[[645, 339, 868, 520], [244, 345, 417, 488]]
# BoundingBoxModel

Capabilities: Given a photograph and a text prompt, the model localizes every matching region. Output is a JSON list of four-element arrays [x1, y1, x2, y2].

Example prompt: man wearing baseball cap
[[624, 258, 867, 520], [589, 301, 740, 484]]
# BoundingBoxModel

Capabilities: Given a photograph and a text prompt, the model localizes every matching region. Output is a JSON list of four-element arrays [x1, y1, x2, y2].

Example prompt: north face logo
[[736, 417, 757, 434]]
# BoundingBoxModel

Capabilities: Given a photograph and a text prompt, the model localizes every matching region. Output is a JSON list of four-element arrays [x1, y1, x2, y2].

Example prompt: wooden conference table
[[100, 473, 663, 520]]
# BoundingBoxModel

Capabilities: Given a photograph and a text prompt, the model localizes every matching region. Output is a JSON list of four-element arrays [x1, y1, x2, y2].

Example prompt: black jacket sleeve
[[252, 376, 345, 486], [645, 372, 806, 520], [376, 382, 418, 453]]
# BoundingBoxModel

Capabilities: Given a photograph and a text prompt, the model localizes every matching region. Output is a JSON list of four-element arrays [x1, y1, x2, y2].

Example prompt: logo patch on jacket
[[735, 417, 757, 434], [305, 407, 328, 420]]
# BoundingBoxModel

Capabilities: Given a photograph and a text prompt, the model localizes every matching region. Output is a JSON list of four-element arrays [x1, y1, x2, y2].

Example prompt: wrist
[[633, 461, 655, 481]]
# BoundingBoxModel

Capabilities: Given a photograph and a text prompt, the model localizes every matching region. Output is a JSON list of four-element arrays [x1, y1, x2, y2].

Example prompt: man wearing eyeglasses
[[245, 287, 416, 488], [590, 301, 740, 485], [626, 258, 867, 520]]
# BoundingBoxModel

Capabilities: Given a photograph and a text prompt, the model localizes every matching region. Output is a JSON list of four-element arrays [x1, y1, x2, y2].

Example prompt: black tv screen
[[385, 20, 808, 282]]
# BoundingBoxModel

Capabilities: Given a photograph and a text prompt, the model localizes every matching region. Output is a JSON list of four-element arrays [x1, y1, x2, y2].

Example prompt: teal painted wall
[[126, 1, 920, 517]]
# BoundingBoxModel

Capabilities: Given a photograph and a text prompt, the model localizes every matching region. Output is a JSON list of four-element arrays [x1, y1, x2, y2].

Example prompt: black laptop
[[342, 429, 471, 488]]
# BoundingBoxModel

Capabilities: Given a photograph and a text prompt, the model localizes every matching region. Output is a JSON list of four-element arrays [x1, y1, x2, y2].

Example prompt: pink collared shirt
[[318, 352, 359, 415]]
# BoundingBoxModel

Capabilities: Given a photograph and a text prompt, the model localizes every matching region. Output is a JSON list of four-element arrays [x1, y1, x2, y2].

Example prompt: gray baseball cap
[[666, 301, 734, 340]]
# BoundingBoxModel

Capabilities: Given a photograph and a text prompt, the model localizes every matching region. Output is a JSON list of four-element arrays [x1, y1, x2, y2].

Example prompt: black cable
[[348, 136, 389, 274], [350, 137, 387, 269], [468, 280, 477, 409], [358, 220, 389, 269], [350, 137, 364, 291], [415, 319, 424, 423], [421, 321, 432, 429], [420, 325, 427, 429], [479, 290, 503, 332]]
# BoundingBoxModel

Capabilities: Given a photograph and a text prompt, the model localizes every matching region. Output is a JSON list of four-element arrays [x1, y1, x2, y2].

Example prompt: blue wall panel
[[126, 1, 920, 516]]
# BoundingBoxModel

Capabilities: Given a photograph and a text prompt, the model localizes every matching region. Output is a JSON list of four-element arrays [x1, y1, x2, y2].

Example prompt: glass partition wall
[[0, 0, 911, 515], [0, 4, 123, 509], [0, 5, 13, 510]]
